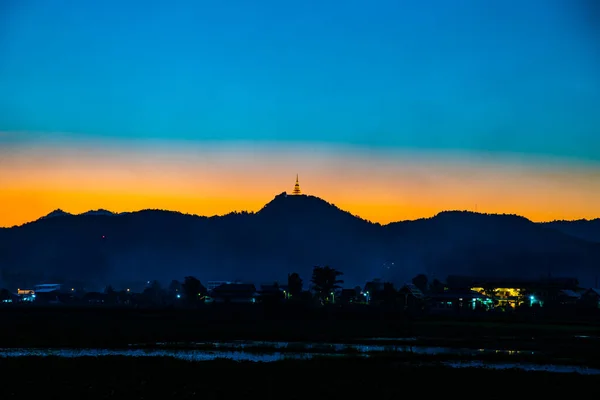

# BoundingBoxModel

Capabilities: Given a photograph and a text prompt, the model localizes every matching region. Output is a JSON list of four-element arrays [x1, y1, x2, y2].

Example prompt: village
[[3, 267, 600, 314]]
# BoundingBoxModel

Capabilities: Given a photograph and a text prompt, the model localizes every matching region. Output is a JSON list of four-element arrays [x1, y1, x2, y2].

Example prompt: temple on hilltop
[[292, 174, 302, 195]]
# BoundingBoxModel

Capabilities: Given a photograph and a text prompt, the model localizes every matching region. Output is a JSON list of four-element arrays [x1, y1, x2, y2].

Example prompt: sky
[[1, 0, 599, 227]]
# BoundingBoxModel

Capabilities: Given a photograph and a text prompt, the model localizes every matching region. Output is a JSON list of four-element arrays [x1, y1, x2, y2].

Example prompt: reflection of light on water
[[444, 361, 600, 375], [0, 348, 598, 375], [0, 344, 534, 358], [0, 348, 307, 363], [143, 341, 537, 357]]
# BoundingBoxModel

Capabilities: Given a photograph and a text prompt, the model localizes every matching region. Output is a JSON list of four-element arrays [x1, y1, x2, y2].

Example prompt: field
[[2, 305, 599, 398], [0, 356, 597, 399], [1, 304, 599, 347]]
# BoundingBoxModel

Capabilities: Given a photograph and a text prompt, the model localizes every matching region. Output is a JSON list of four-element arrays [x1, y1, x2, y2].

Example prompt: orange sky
[[1, 139, 599, 227]]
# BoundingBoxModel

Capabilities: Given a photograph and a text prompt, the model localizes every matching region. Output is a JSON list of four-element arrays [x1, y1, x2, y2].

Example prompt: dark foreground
[[2, 305, 600, 348], [0, 356, 597, 399]]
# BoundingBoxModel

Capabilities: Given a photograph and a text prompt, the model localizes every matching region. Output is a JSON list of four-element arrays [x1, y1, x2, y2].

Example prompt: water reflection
[[152, 340, 536, 357], [0, 348, 299, 362], [444, 361, 600, 375], [0, 347, 598, 375]]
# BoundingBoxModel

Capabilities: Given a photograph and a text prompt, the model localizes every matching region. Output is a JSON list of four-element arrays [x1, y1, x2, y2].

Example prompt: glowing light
[[2, 141, 600, 227]]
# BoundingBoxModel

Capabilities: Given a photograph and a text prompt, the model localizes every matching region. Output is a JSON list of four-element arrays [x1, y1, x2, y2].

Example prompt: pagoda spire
[[292, 174, 302, 195]]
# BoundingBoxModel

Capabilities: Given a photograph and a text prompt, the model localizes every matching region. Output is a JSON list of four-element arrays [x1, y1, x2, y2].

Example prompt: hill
[[0, 193, 599, 289], [542, 219, 600, 243]]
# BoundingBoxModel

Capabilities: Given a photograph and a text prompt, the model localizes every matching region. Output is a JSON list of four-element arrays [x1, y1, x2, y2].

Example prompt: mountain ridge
[[1, 192, 599, 290], [27, 192, 592, 228]]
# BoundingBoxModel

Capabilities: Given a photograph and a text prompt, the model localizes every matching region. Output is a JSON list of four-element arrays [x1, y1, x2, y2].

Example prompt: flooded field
[[147, 339, 538, 357], [2, 340, 599, 375]]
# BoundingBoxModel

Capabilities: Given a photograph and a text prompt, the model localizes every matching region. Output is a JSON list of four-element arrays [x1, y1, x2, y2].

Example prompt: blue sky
[[1, 0, 599, 160]]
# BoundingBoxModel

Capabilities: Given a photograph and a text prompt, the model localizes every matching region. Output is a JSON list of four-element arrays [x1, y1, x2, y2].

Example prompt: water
[[0, 348, 295, 363], [444, 360, 600, 375], [1, 342, 598, 375], [149, 339, 536, 357]]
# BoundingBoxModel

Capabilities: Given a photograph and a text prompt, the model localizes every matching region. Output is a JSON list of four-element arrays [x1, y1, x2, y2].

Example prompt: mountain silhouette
[[542, 219, 600, 243], [80, 209, 117, 217], [41, 209, 73, 219], [1, 193, 599, 289]]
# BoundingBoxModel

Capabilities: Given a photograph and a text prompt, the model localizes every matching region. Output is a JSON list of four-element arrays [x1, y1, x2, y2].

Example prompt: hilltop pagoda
[[292, 174, 302, 195]]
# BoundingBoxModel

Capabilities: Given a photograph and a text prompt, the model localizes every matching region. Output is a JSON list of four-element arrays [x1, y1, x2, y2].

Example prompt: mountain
[[383, 211, 600, 283], [542, 219, 600, 243], [39, 209, 118, 220], [1, 193, 599, 289], [80, 209, 116, 217], [40, 209, 73, 220]]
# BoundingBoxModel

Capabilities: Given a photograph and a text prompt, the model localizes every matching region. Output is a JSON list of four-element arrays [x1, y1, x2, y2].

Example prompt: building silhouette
[[292, 174, 302, 195]]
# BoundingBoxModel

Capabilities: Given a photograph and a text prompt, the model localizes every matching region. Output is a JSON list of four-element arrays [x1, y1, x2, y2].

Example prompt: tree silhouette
[[142, 280, 165, 305], [412, 274, 428, 294], [182, 276, 206, 304], [311, 266, 343, 304], [169, 280, 182, 297], [103, 285, 118, 304], [287, 272, 303, 298], [382, 282, 397, 305]]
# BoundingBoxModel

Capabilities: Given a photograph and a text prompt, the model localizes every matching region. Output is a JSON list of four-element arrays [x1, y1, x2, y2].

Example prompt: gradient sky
[[1, 0, 599, 226]]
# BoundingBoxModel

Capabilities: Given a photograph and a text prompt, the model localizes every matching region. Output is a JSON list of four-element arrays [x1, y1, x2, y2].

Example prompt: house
[[427, 290, 492, 312], [33, 283, 64, 303], [447, 275, 579, 309], [34, 284, 63, 293], [558, 289, 581, 306], [448, 276, 530, 308], [17, 288, 36, 302], [209, 283, 257, 303], [258, 284, 287, 302], [82, 292, 107, 304], [398, 284, 425, 310], [579, 288, 600, 309], [207, 281, 240, 292]]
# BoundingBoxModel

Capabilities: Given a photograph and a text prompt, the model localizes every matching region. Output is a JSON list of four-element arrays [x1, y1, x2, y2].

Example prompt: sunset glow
[[2, 1, 599, 227], [2, 136, 599, 227]]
